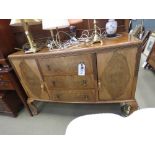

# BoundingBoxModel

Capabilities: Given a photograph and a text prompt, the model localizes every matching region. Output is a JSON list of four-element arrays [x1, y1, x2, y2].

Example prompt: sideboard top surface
[[8, 33, 141, 58]]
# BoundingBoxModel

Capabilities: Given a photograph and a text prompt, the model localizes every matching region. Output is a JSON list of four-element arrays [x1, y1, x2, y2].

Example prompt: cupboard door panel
[[38, 54, 94, 76], [97, 46, 138, 101], [10, 59, 49, 100], [45, 74, 95, 90]]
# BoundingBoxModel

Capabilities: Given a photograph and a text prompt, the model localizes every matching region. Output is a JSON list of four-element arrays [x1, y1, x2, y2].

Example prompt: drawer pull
[[52, 81, 56, 87], [56, 94, 60, 99], [47, 65, 51, 71], [84, 95, 89, 100], [82, 80, 87, 86]]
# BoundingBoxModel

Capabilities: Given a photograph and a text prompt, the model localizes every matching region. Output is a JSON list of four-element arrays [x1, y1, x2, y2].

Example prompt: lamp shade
[[68, 19, 83, 25], [42, 19, 69, 30], [10, 19, 41, 26]]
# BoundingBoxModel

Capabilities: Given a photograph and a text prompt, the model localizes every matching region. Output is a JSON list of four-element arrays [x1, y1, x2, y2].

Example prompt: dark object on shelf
[[106, 33, 117, 38], [69, 26, 77, 37]]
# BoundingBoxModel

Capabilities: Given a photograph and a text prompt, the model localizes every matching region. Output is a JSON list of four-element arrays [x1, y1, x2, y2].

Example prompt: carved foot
[[121, 101, 139, 117], [27, 99, 39, 116]]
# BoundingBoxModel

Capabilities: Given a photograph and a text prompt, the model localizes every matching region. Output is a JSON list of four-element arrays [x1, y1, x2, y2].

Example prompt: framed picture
[[143, 33, 155, 56]]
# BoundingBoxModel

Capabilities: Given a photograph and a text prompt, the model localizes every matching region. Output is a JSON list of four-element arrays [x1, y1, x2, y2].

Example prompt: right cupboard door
[[97, 46, 140, 101]]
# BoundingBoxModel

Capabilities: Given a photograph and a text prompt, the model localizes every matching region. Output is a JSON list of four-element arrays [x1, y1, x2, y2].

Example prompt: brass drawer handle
[[81, 80, 87, 86], [47, 65, 51, 71], [56, 94, 60, 99], [52, 81, 56, 87], [84, 95, 89, 100]]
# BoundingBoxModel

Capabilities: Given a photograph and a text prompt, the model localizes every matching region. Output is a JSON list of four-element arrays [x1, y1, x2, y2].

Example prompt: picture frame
[[143, 33, 155, 56]]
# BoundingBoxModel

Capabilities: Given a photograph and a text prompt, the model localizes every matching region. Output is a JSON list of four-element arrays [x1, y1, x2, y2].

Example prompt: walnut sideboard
[[8, 33, 141, 116]]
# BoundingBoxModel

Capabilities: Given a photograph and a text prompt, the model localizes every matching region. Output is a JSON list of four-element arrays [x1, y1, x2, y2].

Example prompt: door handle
[[41, 83, 44, 90], [98, 80, 101, 89]]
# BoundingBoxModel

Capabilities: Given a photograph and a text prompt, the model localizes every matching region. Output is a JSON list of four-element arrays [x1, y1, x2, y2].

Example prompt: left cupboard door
[[10, 58, 49, 100]]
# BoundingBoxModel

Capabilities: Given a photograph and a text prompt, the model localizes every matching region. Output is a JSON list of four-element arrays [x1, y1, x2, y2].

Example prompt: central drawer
[[45, 74, 95, 90], [50, 89, 96, 102], [38, 54, 94, 76]]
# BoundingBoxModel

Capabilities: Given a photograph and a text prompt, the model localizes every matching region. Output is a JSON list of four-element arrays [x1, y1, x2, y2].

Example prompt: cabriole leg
[[121, 101, 139, 117], [27, 98, 38, 116]]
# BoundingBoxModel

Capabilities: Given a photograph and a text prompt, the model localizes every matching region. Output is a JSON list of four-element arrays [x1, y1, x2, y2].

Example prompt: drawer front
[[0, 73, 10, 81], [0, 81, 14, 90], [51, 90, 96, 102], [45, 75, 95, 90], [38, 54, 94, 76]]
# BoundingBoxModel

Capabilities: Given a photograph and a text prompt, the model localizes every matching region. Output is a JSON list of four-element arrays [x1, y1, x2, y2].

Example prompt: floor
[[0, 54, 155, 135]]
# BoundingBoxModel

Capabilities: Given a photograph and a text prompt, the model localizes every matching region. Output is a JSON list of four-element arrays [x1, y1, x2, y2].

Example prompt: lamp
[[68, 19, 83, 25], [42, 19, 70, 48], [10, 19, 41, 53], [42, 19, 84, 50]]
